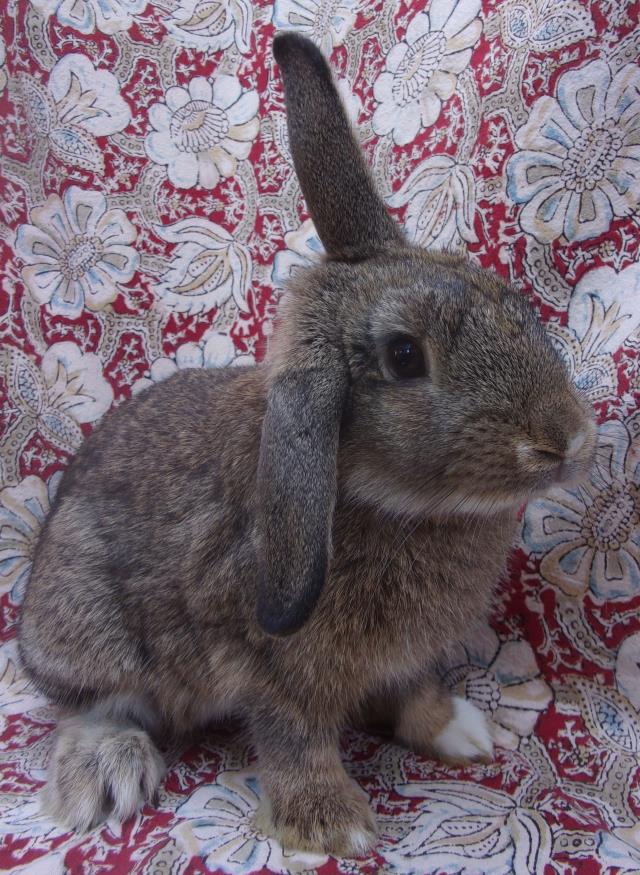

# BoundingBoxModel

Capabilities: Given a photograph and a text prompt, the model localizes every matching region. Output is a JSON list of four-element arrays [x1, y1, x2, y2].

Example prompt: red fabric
[[1, 1, 640, 872]]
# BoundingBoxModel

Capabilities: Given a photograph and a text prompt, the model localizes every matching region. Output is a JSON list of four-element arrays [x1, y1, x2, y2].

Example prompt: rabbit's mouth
[[552, 457, 593, 487], [342, 413, 597, 519], [517, 421, 597, 495]]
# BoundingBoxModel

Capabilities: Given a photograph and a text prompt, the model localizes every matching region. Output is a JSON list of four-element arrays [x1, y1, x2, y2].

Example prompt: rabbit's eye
[[385, 336, 426, 380]]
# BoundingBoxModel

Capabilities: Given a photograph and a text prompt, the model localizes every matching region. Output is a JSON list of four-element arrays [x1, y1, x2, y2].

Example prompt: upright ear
[[256, 353, 348, 636], [273, 32, 403, 261]]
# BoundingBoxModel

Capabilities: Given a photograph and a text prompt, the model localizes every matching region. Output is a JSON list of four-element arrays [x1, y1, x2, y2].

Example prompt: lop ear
[[273, 32, 403, 261], [256, 356, 348, 636]]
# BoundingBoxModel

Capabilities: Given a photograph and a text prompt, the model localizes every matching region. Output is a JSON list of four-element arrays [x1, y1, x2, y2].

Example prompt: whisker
[[593, 459, 612, 482], [469, 498, 487, 554], [576, 483, 594, 507], [590, 456, 611, 489], [591, 463, 610, 477]]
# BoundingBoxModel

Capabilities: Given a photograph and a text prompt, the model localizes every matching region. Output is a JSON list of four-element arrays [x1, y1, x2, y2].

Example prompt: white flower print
[[40, 342, 113, 424], [164, 0, 253, 54], [170, 770, 327, 874], [18, 54, 131, 173], [132, 332, 253, 395], [523, 413, 640, 600], [616, 632, 640, 712], [335, 75, 364, 128], [0, 473, 61, 603], [47, 54, 131, 137], [380, 782, 552, 874], [272, 0, 357, 53], [0, 35, 7, 95], [499, 0, 595, 53], [547, 263, 640, 404], [0, 638, 48, 717], [0, 794, 66, 843], [506, 60, 640, 243], [153, 216, 252, 314], [440, 623, 553, 750], [15, 186, 139, 319], [271, 219, 324, 290], [387, 155, 478, 249], [597, 826, 640, 873], [0, 343, 113, 482], [372, 0, 482, 146], [145, 76, 259, 190], [29, 0, 147, 35], [575, 678, 640, 756]]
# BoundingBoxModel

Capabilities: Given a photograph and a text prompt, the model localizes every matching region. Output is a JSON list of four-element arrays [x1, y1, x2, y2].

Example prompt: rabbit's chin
[[343, 440, 595, 518], [344, 470, 526, 520], [520, 453, 595, 497]]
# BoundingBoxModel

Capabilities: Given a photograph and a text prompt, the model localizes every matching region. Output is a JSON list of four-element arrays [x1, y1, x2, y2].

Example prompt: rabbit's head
[[257, 33, 596, 635]]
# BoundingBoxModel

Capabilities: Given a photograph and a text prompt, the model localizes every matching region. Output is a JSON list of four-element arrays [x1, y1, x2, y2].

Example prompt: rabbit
[[18, 32, 596, 856]]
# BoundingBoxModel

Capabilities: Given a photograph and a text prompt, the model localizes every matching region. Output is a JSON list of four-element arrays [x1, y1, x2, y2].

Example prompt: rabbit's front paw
[[257, 778, 377, 857], [43, 713, 164, 831], [431, 696, 493, 765]]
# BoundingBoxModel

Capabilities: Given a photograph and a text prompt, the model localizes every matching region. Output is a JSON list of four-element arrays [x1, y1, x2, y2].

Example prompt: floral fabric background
[[0, 0, 639, 872]]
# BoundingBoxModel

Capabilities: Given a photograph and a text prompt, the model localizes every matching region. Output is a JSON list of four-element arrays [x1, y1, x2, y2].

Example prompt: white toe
[[348, 825, 375, 856], [432, 696, 493, 762]]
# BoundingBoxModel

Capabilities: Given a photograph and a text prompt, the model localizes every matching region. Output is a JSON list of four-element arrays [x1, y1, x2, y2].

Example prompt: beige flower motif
[[381, 782, 553, 872], [499, 0, 595, 52], [616, 632, 640, 712], [272, 0, 357, 54], [17, 52, 132, 173], [165, 0, 253, 54], [387, 155, 478, 250], [0, 36, 7, 95], [0, 474, 61, 603], [153, 216, 252, 315], [523, 413, 640, 600], [0, 343, 113, 483], [440, 624, 553, 750], [171, 769, 327, 873], [372, 0, 482, 146], [14, 186, 138, 319], [132, 332, 253, 395], [146, 76, 259, 190], [507, 60, 640, 243], [29, 0, 147, 35], [271, 219, 324, 290], [546, 263, 640, 406]]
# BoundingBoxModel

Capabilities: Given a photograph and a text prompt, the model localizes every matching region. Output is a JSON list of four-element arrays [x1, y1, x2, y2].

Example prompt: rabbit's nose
[[566, 429, 587, 459], [552, 420, 597, 486], [565, 414, 597, 461]]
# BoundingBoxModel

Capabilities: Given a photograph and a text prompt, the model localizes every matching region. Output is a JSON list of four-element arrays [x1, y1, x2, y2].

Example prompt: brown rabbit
[[19, 32, 596, 856]]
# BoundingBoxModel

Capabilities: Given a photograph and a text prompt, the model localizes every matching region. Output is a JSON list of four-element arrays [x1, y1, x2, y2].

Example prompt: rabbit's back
[[19, 366, 266, 721]]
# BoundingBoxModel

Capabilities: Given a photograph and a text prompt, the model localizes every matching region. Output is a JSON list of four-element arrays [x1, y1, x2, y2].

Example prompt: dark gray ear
[[256, 361, 348, 635], [273, 31, 403, 261]]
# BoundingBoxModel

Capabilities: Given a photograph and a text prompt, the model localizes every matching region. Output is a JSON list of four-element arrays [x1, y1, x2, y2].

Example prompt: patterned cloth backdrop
[[1, 0, 640, 872]]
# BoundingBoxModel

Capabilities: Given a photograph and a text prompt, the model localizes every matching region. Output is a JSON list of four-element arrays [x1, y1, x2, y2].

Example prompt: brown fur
[[18, 34, 595, 854]]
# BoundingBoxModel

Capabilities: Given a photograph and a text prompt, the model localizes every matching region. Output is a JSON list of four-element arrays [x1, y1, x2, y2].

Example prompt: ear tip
[[272, 31, 316, 62], [273, 31, 331, 82], [256, 596, 307, 637], [256, 549, 327, 637]]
